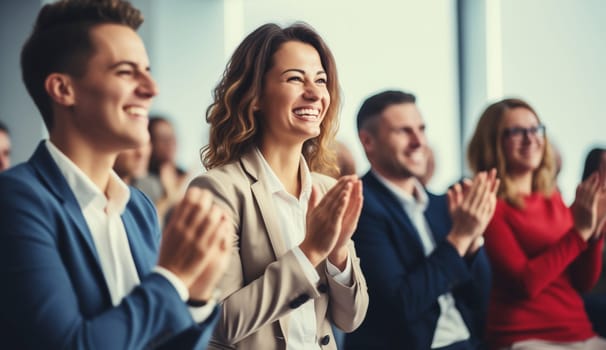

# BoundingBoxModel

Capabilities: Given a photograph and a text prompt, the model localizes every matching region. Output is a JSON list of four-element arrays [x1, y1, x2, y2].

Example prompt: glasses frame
[[502, 124, 546, 141]]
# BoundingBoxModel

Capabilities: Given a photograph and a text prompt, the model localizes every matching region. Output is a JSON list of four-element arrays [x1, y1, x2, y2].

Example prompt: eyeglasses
[[503, 124, 546, 141]]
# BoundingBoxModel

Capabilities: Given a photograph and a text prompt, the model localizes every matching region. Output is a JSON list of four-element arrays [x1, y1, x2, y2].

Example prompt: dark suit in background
[[345, 172, 491, 350]]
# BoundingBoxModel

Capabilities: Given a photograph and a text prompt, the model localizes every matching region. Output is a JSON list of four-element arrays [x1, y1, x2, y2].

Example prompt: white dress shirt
[[373, 172, 470, 349], [45, 140, 214, 321], [256, 148, 352, 350]]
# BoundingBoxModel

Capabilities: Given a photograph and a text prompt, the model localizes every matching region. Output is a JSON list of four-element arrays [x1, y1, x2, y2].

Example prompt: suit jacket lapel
[[240, 150, 291, 338], [29, 142, 103, 267], [424, 193, 451, 242], [240, 151, 288, 258], [121, 207, 152, 277], [28, 142, 113, 305], [364, 172, 426, 256]]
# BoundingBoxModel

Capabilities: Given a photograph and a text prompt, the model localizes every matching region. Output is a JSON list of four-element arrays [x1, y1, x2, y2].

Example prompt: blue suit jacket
[[0, 142, 219, 349], [345, 172, 491, 350]]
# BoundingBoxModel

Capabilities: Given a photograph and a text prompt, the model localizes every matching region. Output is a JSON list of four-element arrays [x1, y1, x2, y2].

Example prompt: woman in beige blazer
[[190, 23, 369, 349]]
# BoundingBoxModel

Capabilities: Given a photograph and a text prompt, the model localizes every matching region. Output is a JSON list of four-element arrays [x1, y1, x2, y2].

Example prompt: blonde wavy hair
[[201, 23, 339, 177], [467, 98, 556, 208]]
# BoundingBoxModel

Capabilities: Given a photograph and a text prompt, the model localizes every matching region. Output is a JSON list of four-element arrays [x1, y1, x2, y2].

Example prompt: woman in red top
[[467, 98, 606, 350]]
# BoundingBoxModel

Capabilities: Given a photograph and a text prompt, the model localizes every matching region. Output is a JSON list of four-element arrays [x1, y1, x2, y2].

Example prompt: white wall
[[502, 0, 606, 203], [461, 0, 606, 203], [0, 0, 46, 164], [138, 0, 226, 177]]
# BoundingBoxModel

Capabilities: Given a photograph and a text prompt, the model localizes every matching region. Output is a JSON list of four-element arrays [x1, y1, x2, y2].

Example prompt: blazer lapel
[[29, 142, 112, 305], [240, 151, 288, 258], [424, 193, 451, 241], [240, 150, 291, 338], [364, 172, 426, 256], [30, 142, 102, 267], [121, 207, 152, 277]]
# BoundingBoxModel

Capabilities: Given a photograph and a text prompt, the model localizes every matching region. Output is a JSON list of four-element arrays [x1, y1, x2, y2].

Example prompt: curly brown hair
[[202, 22, 339, 177], [467, 98, 556, 207]]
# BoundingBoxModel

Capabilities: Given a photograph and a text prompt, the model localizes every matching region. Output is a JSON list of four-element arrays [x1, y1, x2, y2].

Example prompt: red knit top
[[484, 191, 603, 349]]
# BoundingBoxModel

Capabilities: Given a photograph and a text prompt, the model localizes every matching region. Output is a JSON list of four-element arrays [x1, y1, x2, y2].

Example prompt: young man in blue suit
[[345, 90, 498, 350], [0, 1, 231, 348]]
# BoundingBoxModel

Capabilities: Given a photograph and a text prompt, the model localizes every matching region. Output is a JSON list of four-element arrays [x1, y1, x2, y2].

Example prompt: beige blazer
[[189, 150, 368, 350]]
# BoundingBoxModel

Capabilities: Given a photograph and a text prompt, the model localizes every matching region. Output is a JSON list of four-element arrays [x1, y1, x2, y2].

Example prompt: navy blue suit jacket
[[345, 172, 491, 350], [0, 142, 219, 349]]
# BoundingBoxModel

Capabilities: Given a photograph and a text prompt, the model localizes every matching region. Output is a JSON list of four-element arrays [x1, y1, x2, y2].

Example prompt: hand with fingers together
[[299, 176, 357, 267], [595, 195, 606, 241], [157, 187, 232, 302], [571, 166, 606, 242], [328, 176, 364, 270], [188, 222, 233, 302], [592, 159, 606, 240], [446, 169, 499, 256]]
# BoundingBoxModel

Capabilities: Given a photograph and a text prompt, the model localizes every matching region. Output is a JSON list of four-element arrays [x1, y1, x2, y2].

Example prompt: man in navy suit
[[345, 90, 497, 350], [0, 1, 231, 348]]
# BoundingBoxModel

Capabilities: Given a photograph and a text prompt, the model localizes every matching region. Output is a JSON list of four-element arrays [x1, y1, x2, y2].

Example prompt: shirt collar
[[45, 140, 130, 215], [372, 170, 428, 212], [255, 147, 312, 201]]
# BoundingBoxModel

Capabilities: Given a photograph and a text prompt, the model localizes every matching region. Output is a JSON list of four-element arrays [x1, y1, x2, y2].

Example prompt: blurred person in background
[[0, 121, 11, 172], [346, 90, 496, 350], [581, 147, 606, 337], [146, 116, 190, 222], [335, 140, 357, 177], [467, 98, 606, 350], [113, 141, 151, 185]]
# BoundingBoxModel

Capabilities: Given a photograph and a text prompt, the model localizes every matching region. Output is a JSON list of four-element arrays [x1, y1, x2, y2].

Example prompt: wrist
[[299, 242, 325, 267], [328, 246, 349, 270], [187, 288, 221, 307], [465, 236, 484, 256], [446, 232, 473, 257], [575, 226, 593, 242]]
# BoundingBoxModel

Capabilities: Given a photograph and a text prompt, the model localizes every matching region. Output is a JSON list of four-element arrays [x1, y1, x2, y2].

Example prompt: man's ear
[[45, 73, 75, 107], [359, 129, 375, 153]]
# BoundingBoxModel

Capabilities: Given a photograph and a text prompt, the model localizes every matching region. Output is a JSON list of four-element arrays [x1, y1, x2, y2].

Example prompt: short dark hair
[[20, 0, 144, 131], [582, 148, 606, 181], [356, 90, 416, 133], [0, 121, 9, 135]]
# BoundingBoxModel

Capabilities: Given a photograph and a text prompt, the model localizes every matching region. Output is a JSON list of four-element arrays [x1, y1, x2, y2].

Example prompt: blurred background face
[[114, 142, 151, 180], [150, 120, 177, 164], [363, 102, 427, 180], [336, 141, 356, 177], [0, 130, 11, 171], [597, 151, 606, 225], [501, 107, 545, 176]]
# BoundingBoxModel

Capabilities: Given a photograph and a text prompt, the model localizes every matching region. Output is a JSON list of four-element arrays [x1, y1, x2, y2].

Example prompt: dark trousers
[[584, 293, 606, 337]]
